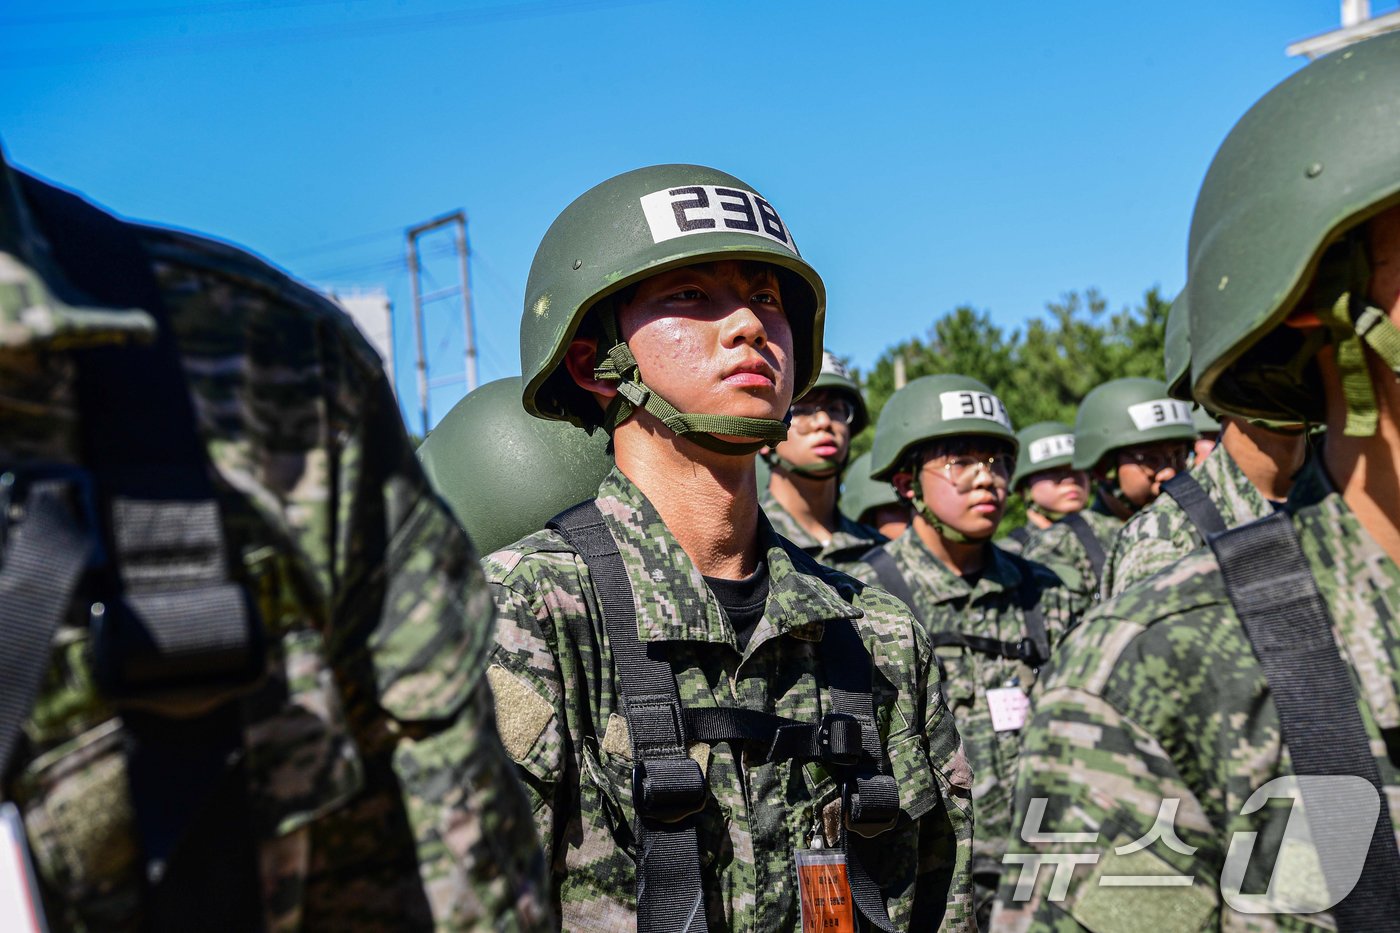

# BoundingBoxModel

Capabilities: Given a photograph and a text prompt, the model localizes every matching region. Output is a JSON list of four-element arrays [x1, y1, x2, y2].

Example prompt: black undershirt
[[704, 561, 771, 653]]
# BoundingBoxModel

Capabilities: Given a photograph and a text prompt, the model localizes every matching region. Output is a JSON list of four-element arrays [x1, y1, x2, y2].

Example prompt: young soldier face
[[913, 441, 1011, 539], [614, 260, 795, 435], [772, 388, 854, 471], [1110, 440, 1190, 507], [1026, 467, 1089, 514], [1371, 205, 1400, 327]]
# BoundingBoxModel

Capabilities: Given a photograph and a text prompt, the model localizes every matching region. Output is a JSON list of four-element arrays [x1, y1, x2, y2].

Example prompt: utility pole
[[406, 210, 477, 435]]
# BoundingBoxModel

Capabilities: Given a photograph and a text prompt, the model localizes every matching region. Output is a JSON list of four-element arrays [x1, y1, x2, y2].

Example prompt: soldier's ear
[[891, 472, 916, 502], [563, 337, 618, 406]]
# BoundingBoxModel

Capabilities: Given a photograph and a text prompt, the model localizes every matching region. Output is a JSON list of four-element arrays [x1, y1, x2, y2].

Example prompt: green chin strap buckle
[[910, 474, 993, 545], [591, 312, 789, 455], [1028, 503, 1069, 523], [1317, 230, 1400, 438]]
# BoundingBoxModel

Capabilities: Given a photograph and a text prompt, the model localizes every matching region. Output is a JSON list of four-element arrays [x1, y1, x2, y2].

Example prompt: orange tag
[[795, 849, 855, 933]]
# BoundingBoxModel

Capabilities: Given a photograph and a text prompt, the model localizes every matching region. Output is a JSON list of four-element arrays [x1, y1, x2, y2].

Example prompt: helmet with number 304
[[519, 165, 826, 455], [869, 374, 1016, 480], [1072, 377, 1197, 471]]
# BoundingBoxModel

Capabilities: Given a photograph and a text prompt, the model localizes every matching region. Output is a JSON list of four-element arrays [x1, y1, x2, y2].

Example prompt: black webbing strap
[[1211, 512, 1400, 931], [548, 501, 706, 933], [1061, 513, 1106, 582], [1006, 526, 1032, 547], [18, 174, 264, 930], [1161, 472, 1227, 542], [860, 545, 923, 626], [0, 482, 92, 783]]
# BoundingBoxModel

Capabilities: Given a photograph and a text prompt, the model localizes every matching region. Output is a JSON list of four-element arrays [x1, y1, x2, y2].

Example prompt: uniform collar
[[595, 468, 863, 651], [885, 526, 1021, 604]]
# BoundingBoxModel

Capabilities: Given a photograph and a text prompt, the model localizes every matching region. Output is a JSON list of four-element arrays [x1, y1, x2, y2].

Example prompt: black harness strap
[[1006, 526, 1032, 547], [550, 502, 899, 932], [1061, 513, 1106, 582], [0, 481, 93, 783], [860, 544, 922, 626], [18, 174, 264, 930], [1210, 512, 1400, 931], [1161, 471, 1227, 542]]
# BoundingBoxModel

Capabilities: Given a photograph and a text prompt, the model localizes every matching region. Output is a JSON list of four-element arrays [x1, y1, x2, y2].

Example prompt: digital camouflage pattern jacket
[[993, 456, 1400, 932], [759, 482, 886, 566], [484, 468, 976, 931], [1101, 442, 1275, 599], [1, 162, 549, 931], [856, 532, 1084, 872], [1021, 505, 1122, 602]]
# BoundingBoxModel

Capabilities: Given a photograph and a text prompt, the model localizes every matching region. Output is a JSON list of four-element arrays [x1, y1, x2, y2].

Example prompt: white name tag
[[939, 390, 1012, 430], [0, 803, 46, 933], [1127, 399, 1194, 431], [986, 686, 1031, 733], [639, 185, 798, 253], [1028, 433, 1074, 465]]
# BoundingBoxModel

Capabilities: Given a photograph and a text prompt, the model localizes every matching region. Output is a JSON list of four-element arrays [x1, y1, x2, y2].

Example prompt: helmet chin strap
[[910, 474, 994, 545], [1094, 469, 1136, 518], [1028, 503, 1069, 522], [591, 310, 790, 455], [769, 451, 843, 479], [1317, 230, 1400, 438]]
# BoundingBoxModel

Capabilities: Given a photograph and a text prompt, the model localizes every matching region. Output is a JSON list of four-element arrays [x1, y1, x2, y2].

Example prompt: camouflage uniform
[[993, 456, 1400, 931], [1020, 504, 1120, 600], [860, 532, 1082, 905], [759, 482, 886, 566], [1101, 443, 1276, 599], [1, 161, 549, 931], [485, 467, 976, 930]]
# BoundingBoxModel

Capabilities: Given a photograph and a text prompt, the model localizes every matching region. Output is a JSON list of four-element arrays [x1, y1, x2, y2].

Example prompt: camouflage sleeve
[[1102, 509, 1195, 599], [990, 679, 1220, 931], [924, 681, 978, 932], [340, 342, 552, 930]]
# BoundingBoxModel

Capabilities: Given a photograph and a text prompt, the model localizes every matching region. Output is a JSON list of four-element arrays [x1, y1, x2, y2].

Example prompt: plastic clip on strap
[[1160, 472, 1227, 542], [1210, 513, 1400, 931]]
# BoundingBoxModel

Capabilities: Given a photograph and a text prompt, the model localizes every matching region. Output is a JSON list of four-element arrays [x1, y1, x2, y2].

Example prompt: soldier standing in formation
[[853, 374, 1083, 928], [482, 165, 975, 931], [1023, 377, 1194, 598], [761, 350, 887, 565], [840, 450, 912, 544], [997, 30, 1400, 932], [0, 145, 550, 930], [1000, 421, 1088, 555]]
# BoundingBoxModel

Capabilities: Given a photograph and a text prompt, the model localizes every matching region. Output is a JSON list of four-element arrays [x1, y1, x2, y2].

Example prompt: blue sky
[[0, 0, 1360, 429]]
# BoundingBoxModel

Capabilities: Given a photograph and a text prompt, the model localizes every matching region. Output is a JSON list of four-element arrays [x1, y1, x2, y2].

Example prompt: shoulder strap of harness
[[15, 174, 265, 930], [860, 544, 922, 627], [1061, 512, 1106, 581], [1161, 471, 1227, 542], [1210, 512, 1400, 930], [550, 501, 900, 932], [1007, 526, 1032, 546]]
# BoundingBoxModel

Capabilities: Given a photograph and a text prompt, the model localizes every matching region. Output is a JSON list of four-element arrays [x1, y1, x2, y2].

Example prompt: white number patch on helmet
[[1127, 399, 1194, 431], [639, 186, 798, 253], [1028, 434, 1074, 464], [939, 391, 1012, 429]]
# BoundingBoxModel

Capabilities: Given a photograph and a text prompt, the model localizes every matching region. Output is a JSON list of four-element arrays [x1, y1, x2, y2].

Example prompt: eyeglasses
[[790, 397, 856, 428], [926, 454, 1011, 492], [1117, 446, 1189, 475]]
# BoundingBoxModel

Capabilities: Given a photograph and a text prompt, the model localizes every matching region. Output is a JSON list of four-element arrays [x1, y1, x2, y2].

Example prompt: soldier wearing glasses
[[761, 350, 886, 566], [853, 375, 1084, 929]]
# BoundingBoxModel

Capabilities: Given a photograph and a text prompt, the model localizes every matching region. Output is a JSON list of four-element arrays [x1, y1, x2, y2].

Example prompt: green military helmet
[[1011, 421, 1076, 490], [870, 374, 1016, 480], [1163, 288, 1191, 401], [839, 451, 898, 524], [810, 350, 869, 434], [1193, 406, 1221, 434], [418, 377, 613, 555], [520, 164, 826, 454], [1071, 377, 1197, 471], [1187, 31, 1400, 432]]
